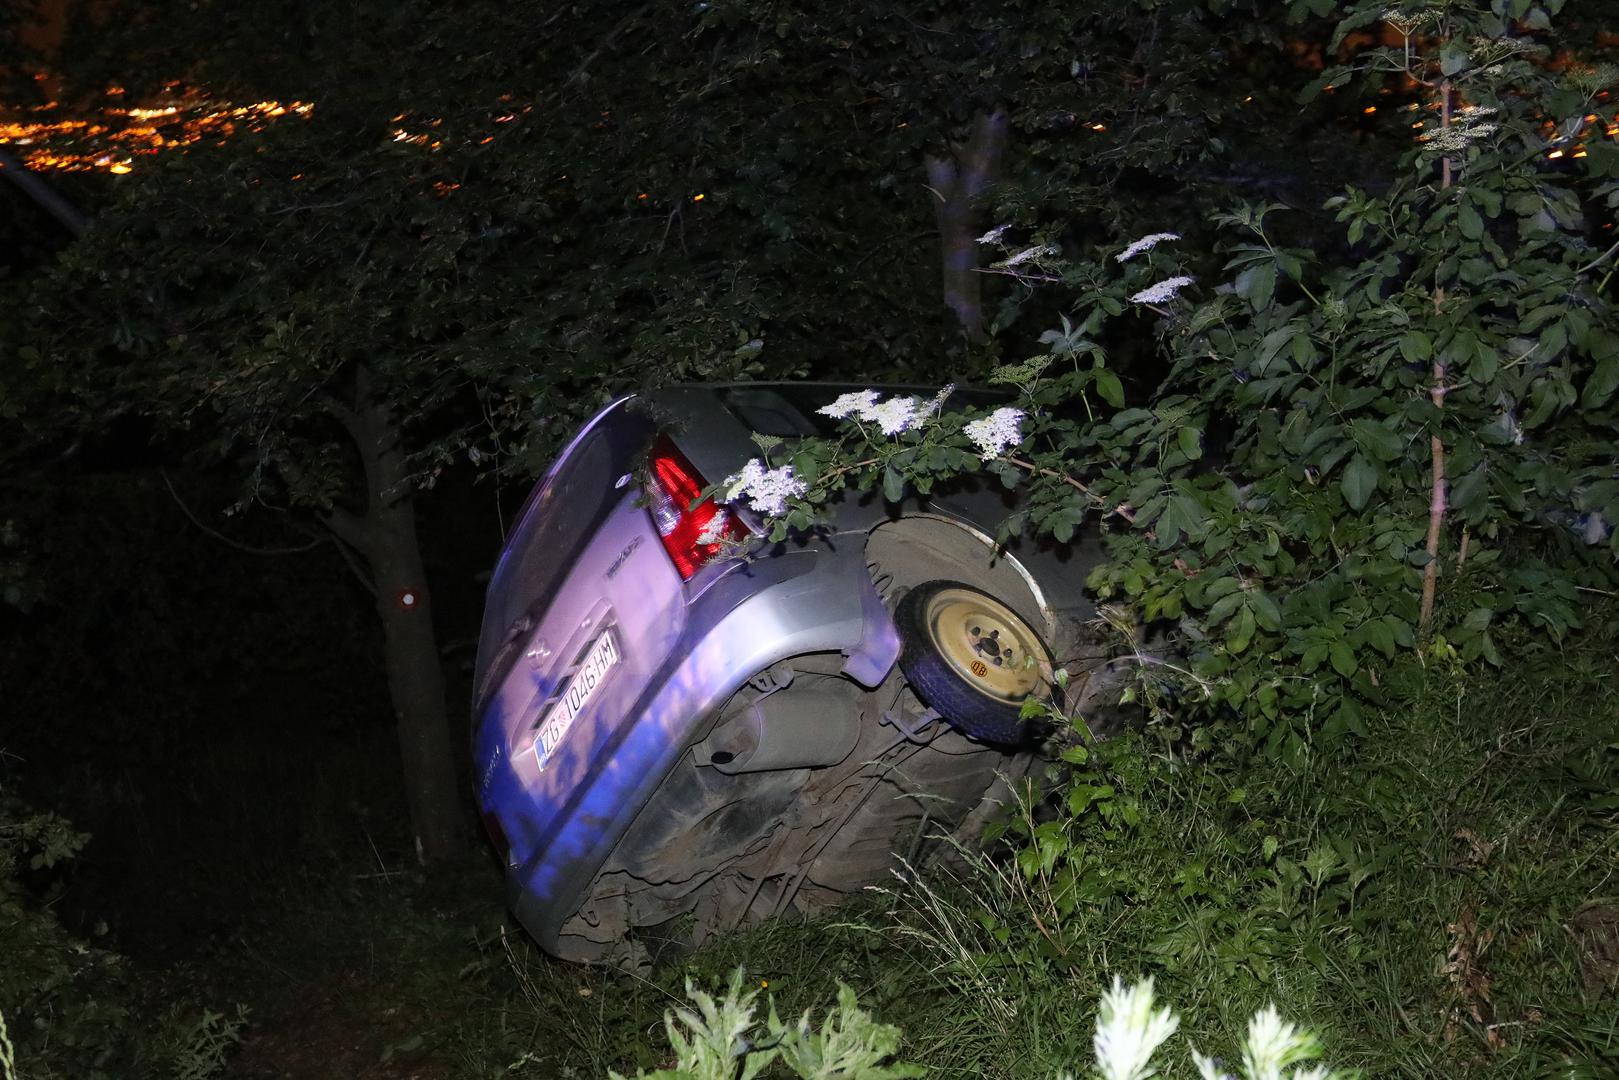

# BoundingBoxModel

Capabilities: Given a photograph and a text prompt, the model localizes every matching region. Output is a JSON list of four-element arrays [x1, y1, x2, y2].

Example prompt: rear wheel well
[[864, 515, 1049, 636]]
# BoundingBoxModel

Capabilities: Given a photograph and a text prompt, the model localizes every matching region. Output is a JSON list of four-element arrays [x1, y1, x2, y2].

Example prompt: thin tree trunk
[[925, 110, 1008, 340], [0, 145, 89, 236], [1419, 82, 1453, 634], [332, 364, 465, 864]]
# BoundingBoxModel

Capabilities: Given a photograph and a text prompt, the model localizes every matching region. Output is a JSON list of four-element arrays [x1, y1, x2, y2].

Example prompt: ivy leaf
[[1341, 454, 1377, 510]]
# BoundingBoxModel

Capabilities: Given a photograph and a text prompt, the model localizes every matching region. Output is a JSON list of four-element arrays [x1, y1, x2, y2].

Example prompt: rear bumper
[[475, 531, 899, 957]]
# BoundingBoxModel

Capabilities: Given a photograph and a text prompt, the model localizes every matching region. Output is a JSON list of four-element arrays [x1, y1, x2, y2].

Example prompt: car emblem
[[604, 535, 643, 580]]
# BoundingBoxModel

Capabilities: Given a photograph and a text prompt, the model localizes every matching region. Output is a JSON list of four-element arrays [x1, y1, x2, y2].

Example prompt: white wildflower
[[1240, 1004, 1319, 1080], [999, 243, 1059, 268], [1116, 231, 1181, 262], [695, 513, 730, 546], [977, 223, 1010, 245], [721, 458, 806, 518], [1192, 1050, 1234, 1080], [1093, 977, 1179, 1080], [1129, 275, 1195, 305], [817, 389, 883, 421], [867, 395, 924, 436], [925, 383, 956, 418], [962, 407, 1025, 461]]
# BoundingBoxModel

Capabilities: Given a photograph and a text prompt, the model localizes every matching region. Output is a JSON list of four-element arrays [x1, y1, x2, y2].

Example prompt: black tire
[[895, 579, 1061, 745]]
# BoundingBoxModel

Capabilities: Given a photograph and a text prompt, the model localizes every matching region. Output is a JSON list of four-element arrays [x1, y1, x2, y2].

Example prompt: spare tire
[[895, 579, 1061, 745]]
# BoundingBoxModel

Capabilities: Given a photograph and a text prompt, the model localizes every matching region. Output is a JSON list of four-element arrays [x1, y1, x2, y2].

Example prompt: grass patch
[[217, 621, 1617, 1078]]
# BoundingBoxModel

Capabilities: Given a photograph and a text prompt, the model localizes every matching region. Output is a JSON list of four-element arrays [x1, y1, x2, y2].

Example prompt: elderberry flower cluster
[[1116, 231, 1181, 262], [998, 243, 1060, 269], [962, 407, 1026, 461], [816, 390, 928, 435], [721, 459, 806, 517], [1129, 275, 1195, 305]]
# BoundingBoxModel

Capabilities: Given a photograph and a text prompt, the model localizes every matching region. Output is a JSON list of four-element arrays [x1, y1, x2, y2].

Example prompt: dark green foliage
[[0, 788, 244, 1080]]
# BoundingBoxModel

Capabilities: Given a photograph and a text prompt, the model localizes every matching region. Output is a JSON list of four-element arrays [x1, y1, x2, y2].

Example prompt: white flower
[[817, 389, 883, 421], [868, 395, 924, 435], [1240, 1004, 1319, 1080], [694, 514, 730, 546], [1093, 977, 1179, 1080], [999, 243, 1059, 268], [962, 407, 1025, 461], [1192, 1051, 1234, 1080], [1116, 232, 1181, 262], [1129, 275, 1195, 305], [977, 223, 1010, 245], [721, 458, 806, 518]]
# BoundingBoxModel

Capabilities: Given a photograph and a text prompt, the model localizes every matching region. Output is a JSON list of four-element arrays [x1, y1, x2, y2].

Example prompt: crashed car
[[471, 383, 1115, 964]]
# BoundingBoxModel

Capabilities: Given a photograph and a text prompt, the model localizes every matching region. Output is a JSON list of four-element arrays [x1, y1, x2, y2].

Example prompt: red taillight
[[646, 436, 748, 580]]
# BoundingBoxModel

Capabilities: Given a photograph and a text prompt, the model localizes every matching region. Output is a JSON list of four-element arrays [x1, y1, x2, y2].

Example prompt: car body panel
[[472, 383, 1105, 959]]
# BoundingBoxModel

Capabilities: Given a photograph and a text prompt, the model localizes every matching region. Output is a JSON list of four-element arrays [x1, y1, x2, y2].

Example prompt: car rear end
[[470, 390, 900, 959]]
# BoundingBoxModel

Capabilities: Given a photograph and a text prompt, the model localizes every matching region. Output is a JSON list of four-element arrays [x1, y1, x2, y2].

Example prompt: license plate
[[534, 629, 620, 771]]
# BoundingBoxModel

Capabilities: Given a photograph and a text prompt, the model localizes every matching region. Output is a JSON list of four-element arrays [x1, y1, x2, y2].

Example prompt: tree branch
[[323, 505, 373, 552], [160, 470, 324, 556]]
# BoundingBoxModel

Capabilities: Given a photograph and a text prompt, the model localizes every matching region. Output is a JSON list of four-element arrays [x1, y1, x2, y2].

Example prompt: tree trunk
[[925, 110, 1008, 340], [330, 365, 465, 865]]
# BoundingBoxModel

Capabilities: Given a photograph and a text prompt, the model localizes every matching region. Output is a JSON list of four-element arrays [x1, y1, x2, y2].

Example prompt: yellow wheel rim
[[922, 587, 1048, 704]]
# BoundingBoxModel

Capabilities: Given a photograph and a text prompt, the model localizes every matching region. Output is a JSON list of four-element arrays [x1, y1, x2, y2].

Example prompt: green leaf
[[1584, 356, 1619, 408], [1250, 590, 1283, 631], [1226, 605, 1256, 654], [1094, 370, 1125, 408], [1329, 640, 1357, 677], [1440, 40, 1470, 75], [1458, 202, 1484, 240], [1177, 426, 1203, 461], [1350, 418, 1403, 462], [1357, 618, 1396, 657], [882, 466, 905, 503], [1398, 331, 1432, 365], [1341, 454, 1377, 511]]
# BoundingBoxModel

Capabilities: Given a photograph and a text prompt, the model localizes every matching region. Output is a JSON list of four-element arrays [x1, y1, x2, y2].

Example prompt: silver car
[[471, 383, 1111, 964]]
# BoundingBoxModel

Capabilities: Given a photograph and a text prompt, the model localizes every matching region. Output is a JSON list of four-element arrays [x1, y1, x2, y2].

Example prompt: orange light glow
[[692, 193, 705, 201], [1363, 106, 1377, 114], [1, 87, 313, 173], [1089, 122, 1106, 131], [1548, 149, 1565, 159]]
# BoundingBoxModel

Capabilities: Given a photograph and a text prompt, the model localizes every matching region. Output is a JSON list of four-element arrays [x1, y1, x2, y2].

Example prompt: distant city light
[[0, 84, 313, 174]]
